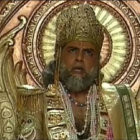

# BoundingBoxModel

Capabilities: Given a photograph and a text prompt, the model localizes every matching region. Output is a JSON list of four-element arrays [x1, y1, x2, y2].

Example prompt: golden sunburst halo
[[41, 4, 129, 82], [22, 1, 140, 87]]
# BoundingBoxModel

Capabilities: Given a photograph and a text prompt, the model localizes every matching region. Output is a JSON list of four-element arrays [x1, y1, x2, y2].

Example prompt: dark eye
[[69, 48, 77, 53], [85, 50, 93, 56]]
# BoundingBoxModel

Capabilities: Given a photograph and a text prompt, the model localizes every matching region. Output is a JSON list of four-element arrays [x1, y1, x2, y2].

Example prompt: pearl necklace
[[59, 83, 98, 139], [62, 85, 91, 136]]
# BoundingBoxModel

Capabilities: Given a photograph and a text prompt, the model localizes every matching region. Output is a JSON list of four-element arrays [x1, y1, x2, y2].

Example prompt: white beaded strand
[[59, 82, 99, 140], [60, 83, 92, 136]]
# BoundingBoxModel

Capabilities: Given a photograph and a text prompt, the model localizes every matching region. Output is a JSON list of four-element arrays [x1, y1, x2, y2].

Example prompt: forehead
[[64, 41, 96, 50]]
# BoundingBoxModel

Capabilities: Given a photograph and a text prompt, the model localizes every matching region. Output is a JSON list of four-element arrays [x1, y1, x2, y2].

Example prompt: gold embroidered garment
[[102, 83, 138, 139], [17, 83, 139, 140]]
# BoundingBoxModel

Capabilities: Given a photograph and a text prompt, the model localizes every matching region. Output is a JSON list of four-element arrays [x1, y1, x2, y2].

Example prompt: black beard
[[60, 64, 98, 93]]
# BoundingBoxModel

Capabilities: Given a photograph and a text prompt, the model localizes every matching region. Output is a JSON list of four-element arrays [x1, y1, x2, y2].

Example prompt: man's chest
[[72, 106, 87, 129], [72, 105, 91, 139]]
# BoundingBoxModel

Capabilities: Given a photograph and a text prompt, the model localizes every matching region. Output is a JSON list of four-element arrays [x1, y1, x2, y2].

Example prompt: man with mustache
[[17, 3, 140, 140]]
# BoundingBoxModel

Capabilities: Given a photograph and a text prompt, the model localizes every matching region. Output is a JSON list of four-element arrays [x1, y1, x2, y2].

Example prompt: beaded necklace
[[59, 83, 98, 139], [67, 93, 87, 107]]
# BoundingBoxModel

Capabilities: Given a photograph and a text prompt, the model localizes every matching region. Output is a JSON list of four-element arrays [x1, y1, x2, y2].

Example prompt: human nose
[[76, 51, 83, 62]]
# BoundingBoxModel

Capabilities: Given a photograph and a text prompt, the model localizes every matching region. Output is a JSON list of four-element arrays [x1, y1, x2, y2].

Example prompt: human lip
[[71, 67, 85, 73], [73, 69, 83, 72]]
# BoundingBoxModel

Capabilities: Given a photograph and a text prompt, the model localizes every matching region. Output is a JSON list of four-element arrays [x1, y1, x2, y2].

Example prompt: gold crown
[[55, 4, 104, 52]]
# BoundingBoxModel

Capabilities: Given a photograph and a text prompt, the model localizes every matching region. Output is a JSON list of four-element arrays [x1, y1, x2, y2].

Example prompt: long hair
[[42, 60, 56, 88]]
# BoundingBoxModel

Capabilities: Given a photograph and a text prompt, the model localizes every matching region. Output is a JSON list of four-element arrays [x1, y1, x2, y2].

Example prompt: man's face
[[60, 41, 99, 92]]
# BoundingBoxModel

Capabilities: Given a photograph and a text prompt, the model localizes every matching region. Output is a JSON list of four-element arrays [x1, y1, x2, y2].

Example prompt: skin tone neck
[[69, 89, 89, 105], [61, 40, 99, 103]]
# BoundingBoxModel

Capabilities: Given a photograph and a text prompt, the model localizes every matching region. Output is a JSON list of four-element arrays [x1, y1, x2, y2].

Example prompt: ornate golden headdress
[[55, 4, 104, 52], [54, 4, 104, 86]]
